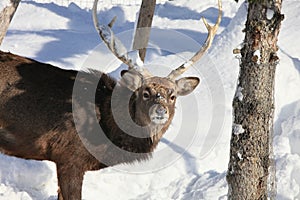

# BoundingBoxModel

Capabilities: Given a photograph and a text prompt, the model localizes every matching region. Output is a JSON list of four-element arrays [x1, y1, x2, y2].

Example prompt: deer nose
[[156, 106, 167, 115]]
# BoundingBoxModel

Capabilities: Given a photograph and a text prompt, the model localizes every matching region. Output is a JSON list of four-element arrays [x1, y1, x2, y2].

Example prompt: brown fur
[[0, 51, 198, 200]]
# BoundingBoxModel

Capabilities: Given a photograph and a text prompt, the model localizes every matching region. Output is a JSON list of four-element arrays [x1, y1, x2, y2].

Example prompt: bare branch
[[167, 0, 222, 80], [132, 0, 156, 62], [0, 0, 21, 45]]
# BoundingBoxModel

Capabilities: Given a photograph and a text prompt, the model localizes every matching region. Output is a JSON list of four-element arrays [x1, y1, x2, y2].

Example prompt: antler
[[167, 0, 222, 80], [93, 0, 153, 77], [93, 0, 136, 69]]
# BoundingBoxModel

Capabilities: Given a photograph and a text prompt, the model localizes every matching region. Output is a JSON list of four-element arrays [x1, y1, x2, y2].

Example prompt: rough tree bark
[[132, 0, 156, 62], [0, 0, 21, 45], [227, 0, 284, 199]]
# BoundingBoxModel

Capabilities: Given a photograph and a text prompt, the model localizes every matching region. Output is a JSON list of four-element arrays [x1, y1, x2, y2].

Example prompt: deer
[[0, 0, 221, 199]]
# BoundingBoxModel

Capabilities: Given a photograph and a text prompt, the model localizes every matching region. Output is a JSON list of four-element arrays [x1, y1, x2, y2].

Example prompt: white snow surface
[[232, 124, 245, 136], [0, 0, 300, 199]]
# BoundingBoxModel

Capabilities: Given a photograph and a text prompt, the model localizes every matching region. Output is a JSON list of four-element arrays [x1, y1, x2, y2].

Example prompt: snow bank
[[0, 155, 57, 200], [274, 100, 300, 199]]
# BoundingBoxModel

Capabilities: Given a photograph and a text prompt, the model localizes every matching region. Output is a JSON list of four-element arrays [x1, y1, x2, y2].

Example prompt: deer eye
[[143, 90, 150, 100], [170, 95, 176, 101]]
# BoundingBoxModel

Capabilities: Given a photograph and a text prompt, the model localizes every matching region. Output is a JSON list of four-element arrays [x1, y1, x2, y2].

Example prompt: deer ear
[[119, 70, 143, 91], [176, 77, 200, 96]]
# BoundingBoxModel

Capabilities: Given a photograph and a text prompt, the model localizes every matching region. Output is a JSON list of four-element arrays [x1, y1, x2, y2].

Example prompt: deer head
[[92, 0, 222, 127]]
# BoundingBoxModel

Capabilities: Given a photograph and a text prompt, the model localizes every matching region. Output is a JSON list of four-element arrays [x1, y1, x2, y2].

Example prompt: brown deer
[[0, 0, 221, 199]]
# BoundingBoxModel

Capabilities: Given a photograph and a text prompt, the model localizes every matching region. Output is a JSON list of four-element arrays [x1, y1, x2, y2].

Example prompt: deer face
[[137, 77, 176, 125], [121, 71, 200, 125]]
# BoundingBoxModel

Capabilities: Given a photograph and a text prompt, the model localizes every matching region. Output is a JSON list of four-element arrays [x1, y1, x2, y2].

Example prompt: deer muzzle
[[149, 104, 169, 124]]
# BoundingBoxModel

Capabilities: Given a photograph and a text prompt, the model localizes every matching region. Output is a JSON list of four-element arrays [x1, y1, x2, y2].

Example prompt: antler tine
[[92, 0, 135, 69], [167, 0, 222, 80]]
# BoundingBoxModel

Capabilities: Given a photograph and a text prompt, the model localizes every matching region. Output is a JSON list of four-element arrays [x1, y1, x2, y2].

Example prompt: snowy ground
[[0, 0, 300, 199]]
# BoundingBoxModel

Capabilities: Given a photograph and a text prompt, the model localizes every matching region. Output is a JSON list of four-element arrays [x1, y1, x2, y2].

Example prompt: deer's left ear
[[176, 77, 200, 96], [119, 70, 143, 91]]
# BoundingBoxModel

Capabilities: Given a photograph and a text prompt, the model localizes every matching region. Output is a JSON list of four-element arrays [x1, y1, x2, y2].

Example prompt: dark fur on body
[[0, 51, 176, 199]]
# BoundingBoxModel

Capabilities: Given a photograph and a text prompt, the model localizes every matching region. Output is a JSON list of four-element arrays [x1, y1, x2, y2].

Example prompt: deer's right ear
[[119, 70, 143, 91], [176, 77, 200, 96]]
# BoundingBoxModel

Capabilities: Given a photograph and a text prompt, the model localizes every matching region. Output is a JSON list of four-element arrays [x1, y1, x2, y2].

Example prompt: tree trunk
[[132, 0, 156, 62], [227, 1, 284, 199], [0, 0, 21, 45]]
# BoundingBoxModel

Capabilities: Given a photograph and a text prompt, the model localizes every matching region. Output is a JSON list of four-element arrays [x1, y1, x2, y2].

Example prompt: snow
[[235, 86, 243, 102], [129, 50, 144, 67], [0, 0, 300, 199], [232, 124, 245, 136], [267, 9, 274, 20], [253, 49, 261, 64], [237, 152, 243, 160]]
